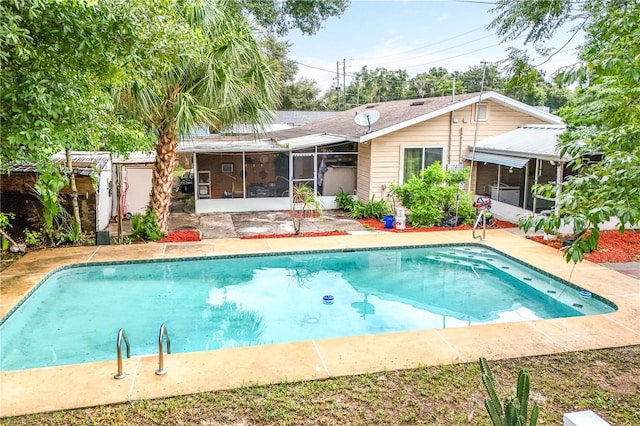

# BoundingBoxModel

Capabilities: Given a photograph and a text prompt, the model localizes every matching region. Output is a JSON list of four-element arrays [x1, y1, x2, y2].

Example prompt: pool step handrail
[[472, 207, 487, 241], [114, 328, 131, 380], [155, 323, 171, 375]]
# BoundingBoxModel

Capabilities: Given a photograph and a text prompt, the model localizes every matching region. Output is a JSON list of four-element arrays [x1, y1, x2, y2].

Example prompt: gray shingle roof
[[264, 92, 562, 144]]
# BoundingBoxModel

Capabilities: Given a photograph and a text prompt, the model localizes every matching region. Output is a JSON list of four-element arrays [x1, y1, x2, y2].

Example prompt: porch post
[[523, 161, 530, 209], [533, 159, 540, 213], [496, 165, 501, 201], [192, 152, 198, 202]]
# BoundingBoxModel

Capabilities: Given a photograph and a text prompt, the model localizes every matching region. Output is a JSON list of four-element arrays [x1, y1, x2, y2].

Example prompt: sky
[[285, 0, 583, 92]]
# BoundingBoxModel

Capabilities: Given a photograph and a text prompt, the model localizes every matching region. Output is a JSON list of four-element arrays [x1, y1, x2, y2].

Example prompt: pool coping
[[1, 230, 639, 418]]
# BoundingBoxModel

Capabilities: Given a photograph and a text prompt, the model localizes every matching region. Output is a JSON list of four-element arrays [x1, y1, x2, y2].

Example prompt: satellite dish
[[354, 110, 380, 132]]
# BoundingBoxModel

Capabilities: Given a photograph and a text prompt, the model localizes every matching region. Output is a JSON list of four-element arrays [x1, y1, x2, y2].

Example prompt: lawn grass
[[3, 346, 638, 425]]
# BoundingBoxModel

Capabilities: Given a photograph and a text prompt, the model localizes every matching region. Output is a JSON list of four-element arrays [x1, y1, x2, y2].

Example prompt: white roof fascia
[[357, 91, 563, 143]]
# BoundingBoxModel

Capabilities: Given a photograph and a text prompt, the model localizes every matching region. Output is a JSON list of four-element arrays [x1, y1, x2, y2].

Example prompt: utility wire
[[295, 38, 506, 79], [366, 33, 496, 68], [363, 24, 489, 62]]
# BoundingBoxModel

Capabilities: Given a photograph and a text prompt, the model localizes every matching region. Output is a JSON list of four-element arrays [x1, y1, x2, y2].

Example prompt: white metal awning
[[178, 133, 347, 153], [277, 133, 347, 150], [465, 151, 530, 169]]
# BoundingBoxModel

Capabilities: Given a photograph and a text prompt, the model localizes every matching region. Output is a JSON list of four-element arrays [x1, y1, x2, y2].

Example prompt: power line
[[361, 24, 489, 63], [366, 33, 496, 68], [293, 24, 492, 76], [295, 37, 506, 79]]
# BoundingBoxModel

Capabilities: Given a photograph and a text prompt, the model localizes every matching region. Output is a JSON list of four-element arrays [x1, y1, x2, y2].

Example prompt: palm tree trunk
[[150, 126, 178, 231], [65, 148, 82, 233]]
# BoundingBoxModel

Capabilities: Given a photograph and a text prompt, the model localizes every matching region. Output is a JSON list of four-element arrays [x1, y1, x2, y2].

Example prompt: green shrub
[[0, 212, 15, 230], [292, 185, 322, 235], [346, 196, 391, 220], [130, 210, 165, 242], [23, 230, 42, 247], [335, 188, 357, 212], [392, 162, 473, 227]]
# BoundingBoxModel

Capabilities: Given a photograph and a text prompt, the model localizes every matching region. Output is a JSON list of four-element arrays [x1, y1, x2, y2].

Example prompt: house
[[178, 92, 563, 214], [0, 152, 113, 236]]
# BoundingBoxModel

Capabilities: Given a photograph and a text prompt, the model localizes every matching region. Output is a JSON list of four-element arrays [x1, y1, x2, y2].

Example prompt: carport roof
[[178, 133, 347, 153], [468, 124, 569, 162], [465, 152, 530, 169]]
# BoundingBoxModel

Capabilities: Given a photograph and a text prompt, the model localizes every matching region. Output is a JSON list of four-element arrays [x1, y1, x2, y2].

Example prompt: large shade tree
[[234, 0, 350, 36], [118, 0, 282, 231], [491, 0, 640, 262], [1, 0, 167, 233]]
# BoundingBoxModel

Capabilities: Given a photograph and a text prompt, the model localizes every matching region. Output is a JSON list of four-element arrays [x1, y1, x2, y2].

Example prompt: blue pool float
[[323, 295, 334, 304]]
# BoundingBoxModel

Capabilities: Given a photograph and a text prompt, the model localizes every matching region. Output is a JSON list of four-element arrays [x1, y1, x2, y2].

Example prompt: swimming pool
[[0, 244, 616, 371]]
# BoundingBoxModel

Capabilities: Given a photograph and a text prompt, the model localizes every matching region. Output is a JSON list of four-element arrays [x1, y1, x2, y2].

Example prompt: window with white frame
[[402, 147, 444, 182], [475, 102, 488, 121]]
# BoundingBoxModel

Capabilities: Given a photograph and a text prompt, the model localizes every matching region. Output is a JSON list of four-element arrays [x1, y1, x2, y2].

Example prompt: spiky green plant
[[479, 357, 540, 426], [291, 185, 322, 235]]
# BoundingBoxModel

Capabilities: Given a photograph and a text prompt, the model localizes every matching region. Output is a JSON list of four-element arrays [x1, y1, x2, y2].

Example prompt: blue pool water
[[0, 245, 616, 371]]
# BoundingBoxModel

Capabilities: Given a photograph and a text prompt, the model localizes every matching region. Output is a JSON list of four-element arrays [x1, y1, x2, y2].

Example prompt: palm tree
[[119, 0, 281, 230]]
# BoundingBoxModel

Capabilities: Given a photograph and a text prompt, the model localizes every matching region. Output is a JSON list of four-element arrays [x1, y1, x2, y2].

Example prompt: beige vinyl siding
[[356, 140, 372, 202], [367, 114, 453, 201], [359, 100, 549, 202]]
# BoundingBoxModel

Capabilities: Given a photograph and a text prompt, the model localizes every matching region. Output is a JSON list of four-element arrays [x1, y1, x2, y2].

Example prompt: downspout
[[448, 112, 453, 165], [459, 127, 464, 163], [448, 77, 455, 166]]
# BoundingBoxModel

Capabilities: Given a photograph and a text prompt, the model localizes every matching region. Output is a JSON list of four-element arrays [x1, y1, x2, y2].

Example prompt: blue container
[[383, 215, 395, 229]]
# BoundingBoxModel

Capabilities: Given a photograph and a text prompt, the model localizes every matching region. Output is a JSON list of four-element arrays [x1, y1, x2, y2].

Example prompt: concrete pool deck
[[1, 230, 639, 418]]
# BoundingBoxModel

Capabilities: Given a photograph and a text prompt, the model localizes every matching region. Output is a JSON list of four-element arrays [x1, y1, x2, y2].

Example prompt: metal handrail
[[472, 207, 487, 241], [155, 323, 171, 375], [114, 328, 131, 380]]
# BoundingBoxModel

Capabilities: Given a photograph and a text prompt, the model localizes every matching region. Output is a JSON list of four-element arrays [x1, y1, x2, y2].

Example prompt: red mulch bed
[[529, 230, 640, 263], [241, 231, 349, 240], [160, 230, 201, 243], [357, 218, 515, 233]]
